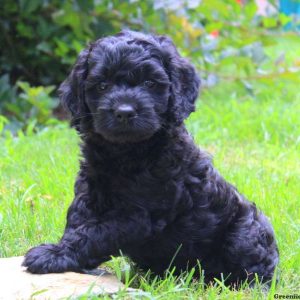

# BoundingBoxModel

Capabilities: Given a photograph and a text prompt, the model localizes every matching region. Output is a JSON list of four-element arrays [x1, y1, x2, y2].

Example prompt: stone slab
[[0, 256, 127, 299]]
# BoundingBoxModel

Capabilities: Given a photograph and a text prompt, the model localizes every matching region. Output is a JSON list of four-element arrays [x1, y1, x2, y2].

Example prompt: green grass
[[1, 39, 300, 298]]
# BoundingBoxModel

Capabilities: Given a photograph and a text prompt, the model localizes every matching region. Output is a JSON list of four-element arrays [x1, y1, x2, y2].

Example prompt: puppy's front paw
[[22, 243, 80, 274]]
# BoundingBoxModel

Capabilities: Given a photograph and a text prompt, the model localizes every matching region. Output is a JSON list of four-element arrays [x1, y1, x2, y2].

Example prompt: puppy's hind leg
[[222, 202, 279, 287]]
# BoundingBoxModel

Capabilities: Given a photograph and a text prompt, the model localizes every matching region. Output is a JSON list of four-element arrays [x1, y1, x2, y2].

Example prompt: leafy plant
[[0, 79, 59, 133], [17, 82, 57, 124]]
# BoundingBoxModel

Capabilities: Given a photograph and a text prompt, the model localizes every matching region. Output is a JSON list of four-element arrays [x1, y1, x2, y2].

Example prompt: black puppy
[[23, 31, 279, 286]]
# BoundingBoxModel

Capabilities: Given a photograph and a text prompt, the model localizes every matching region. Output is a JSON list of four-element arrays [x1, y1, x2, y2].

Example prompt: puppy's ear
[[157, 36, 200, 125], [58, 46, 92, 130]]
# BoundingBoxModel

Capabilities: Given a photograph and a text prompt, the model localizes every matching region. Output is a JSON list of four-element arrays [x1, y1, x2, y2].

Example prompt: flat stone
[[0, 256, 128, 299]]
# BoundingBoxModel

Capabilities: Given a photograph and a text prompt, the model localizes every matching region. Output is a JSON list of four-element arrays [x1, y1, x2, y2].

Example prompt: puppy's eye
[[144, 80, 156, 88], [97, 82, 108, 91]]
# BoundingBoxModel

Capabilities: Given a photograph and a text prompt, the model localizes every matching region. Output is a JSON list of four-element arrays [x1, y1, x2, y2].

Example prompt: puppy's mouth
[[93, 109, 161, 143]]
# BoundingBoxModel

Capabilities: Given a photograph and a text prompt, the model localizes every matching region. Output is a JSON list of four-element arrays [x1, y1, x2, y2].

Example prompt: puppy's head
[[59, 30, 200, 143]]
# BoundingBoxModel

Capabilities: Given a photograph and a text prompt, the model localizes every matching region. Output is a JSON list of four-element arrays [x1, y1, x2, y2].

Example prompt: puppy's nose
[[114, 104, 136, 123]]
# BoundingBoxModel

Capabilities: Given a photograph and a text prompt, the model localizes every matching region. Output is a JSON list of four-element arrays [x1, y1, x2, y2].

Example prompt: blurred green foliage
[[0, 0, 299, 132]]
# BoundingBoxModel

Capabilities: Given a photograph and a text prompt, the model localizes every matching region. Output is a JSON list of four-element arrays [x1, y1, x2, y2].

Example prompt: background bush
[[0, 0, 299, 132]]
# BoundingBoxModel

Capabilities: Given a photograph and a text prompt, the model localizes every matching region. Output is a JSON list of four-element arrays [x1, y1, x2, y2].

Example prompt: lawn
[[0, 39, 300, 298]]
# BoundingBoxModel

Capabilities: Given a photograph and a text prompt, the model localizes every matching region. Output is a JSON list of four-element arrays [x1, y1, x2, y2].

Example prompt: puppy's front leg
[[23, 207, 152, 274]]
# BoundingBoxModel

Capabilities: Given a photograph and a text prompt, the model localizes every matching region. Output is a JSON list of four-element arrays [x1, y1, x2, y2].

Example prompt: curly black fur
[[23, 30, 279, 287]]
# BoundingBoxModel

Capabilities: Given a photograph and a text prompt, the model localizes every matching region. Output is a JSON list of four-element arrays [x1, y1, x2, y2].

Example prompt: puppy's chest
[[107, 172, 181, 211]]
